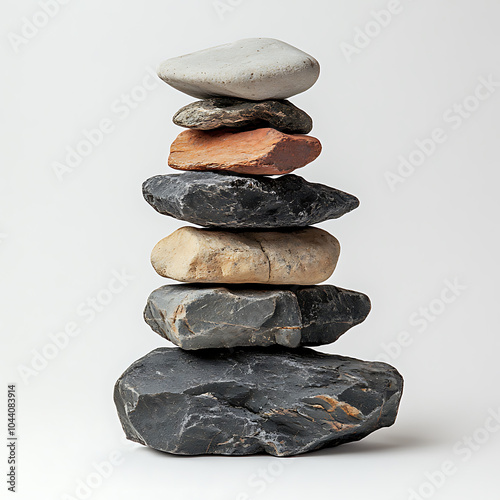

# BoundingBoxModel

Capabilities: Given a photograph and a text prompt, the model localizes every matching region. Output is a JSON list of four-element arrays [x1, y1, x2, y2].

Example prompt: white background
[[2, 1, 500, 499]]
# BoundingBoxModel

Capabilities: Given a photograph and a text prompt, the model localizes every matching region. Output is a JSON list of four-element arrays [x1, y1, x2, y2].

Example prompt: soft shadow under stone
[[114, 347, 403, 457]]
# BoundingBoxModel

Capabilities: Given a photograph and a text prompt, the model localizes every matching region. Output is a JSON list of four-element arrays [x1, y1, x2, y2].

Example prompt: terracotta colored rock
[[168, 128, 322, 175], [150, 226, 340, 285]]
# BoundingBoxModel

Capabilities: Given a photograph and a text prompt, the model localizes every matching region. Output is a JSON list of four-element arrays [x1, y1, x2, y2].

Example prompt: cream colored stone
[[151, 227, 340, 285]]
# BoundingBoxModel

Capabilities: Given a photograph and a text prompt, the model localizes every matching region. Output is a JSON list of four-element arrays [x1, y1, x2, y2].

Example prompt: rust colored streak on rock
[[314, 395, 362, 420]]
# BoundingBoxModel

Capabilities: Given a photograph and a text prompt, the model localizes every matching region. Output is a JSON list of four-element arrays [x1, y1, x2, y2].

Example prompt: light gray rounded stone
[[157, 38, 320, 100]]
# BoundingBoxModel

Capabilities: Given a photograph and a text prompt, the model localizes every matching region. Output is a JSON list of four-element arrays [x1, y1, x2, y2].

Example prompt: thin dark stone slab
[[173, 98, 313, 134], [143, 172, 359, 229]]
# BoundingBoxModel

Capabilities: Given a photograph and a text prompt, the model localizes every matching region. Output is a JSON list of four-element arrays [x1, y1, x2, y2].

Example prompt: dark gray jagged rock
[[114, 347, 403, 457], [144, 285, 371, 349], [173, 98, 313, 134], [143, 172, 359, 229]]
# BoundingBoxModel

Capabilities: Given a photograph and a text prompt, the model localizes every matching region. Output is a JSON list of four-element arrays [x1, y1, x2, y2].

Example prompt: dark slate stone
[[144, 285, 371, 349], [173, 98, 313, 134], [142, 172, 360, 229], [293, 285, 371, 346], [114, 347, 403, 456]]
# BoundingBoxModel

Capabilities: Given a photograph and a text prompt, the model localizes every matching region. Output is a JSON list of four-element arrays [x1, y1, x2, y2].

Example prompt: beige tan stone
[[151, 227, 340, 285]]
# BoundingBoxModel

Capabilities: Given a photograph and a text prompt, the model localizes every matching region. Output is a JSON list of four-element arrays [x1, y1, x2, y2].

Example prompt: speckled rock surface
[[144, 285, 371, 349], [114, 347, 403, 456], [143, 172, 359, 229], [157, 38, 320, 101], [173, 98, 313, 134], [150, 227, 340, 285], [168, 128, 322, 175]]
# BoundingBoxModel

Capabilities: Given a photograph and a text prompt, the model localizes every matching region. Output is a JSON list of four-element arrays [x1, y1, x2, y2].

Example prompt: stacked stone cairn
[[114, 38, 403, 457]]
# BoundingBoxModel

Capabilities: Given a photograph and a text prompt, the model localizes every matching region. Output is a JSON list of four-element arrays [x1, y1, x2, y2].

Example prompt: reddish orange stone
[[168, 128, 322, 175]]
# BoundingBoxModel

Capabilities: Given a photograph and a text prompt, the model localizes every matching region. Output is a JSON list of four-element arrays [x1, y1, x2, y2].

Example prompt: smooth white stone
[[157, 38, 320, 101]]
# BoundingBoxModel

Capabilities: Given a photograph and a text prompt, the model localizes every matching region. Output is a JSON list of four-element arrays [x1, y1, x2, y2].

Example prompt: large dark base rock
[[143, 172, 359, 229], [144, 285, 371, 349], [173, 98, 313, 134], [114, 348, 403, 457]]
